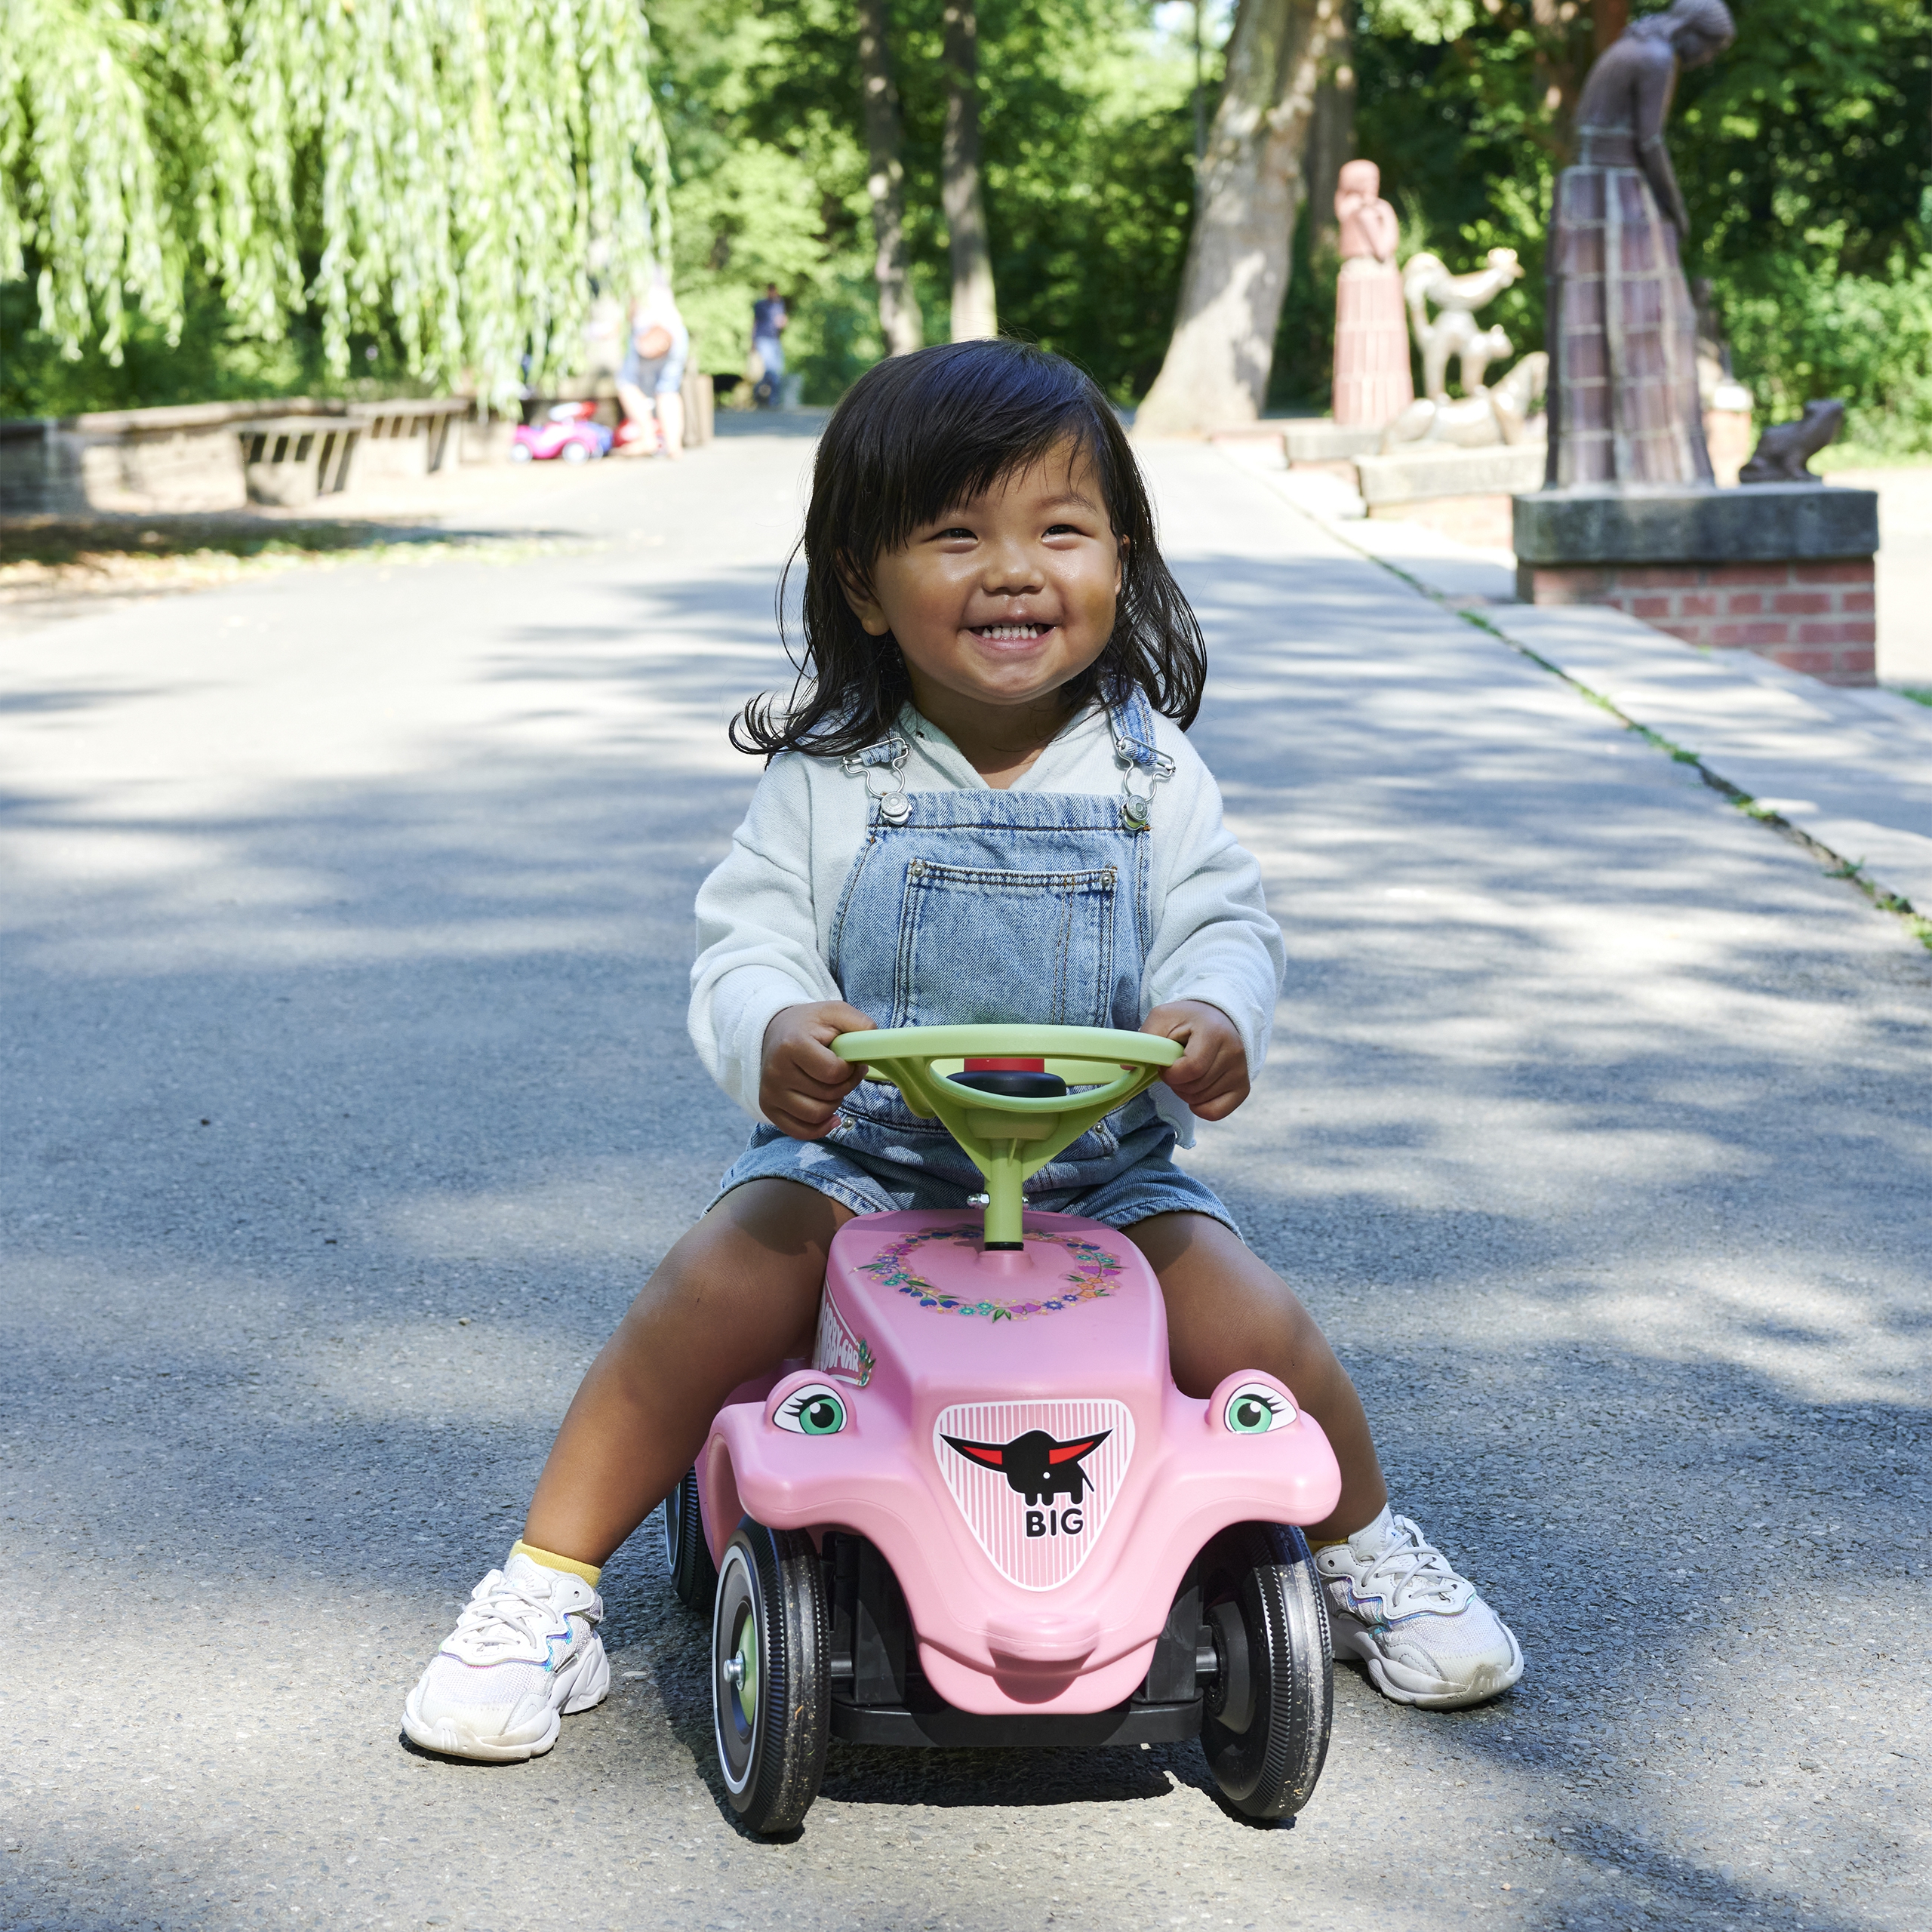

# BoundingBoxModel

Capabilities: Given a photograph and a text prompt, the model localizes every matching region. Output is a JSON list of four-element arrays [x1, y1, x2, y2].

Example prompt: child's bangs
[[871, 407, 1116, 563]]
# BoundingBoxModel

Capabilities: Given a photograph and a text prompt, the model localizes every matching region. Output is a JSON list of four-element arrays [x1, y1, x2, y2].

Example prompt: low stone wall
[[1514, 483, 1881, 688], [0, 395, 478, 515], [1518, 558, 1877, 685]]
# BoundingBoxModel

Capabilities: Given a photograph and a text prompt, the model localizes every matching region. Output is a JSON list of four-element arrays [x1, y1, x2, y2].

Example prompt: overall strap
[[841, 731, 912, 823], [1106, 688, 1175, 832]]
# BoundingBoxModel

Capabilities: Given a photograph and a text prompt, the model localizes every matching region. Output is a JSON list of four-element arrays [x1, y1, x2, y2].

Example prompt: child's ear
[[837, 556, 893, 638]]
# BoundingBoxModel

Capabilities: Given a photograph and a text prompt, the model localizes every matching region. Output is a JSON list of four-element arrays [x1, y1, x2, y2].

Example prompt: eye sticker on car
[[772, 1383, 848, 1436], [1223, 1381, 1297, 1434]]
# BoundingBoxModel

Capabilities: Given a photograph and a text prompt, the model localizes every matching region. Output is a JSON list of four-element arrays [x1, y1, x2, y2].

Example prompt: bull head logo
[[940, 1427, 1110, 1506]]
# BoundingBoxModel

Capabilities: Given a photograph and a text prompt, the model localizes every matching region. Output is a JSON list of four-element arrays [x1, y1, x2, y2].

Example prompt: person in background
[[751, 282, 788, 408], [617, 283, 690, 459]]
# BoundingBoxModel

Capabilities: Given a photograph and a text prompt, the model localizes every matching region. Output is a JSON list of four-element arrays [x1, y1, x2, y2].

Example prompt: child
[[403, 341, 1523, 1763]]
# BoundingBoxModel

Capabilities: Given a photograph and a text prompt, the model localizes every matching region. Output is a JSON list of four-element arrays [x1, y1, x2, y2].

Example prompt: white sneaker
[[401, 1552, 611, 1761], [1315, 1506, 1524, 1709]]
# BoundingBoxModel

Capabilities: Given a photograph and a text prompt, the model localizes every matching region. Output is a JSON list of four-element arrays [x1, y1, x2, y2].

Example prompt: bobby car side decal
[[812, 1286, 875, 1387], [934, 1398, 1134, 1589], [858, 1223, 1125, 1322]]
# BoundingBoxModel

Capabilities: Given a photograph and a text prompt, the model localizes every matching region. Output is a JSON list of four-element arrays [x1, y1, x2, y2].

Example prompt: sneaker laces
[[1351, 1515, 1474, 1617], [447, 1567, 588, 1662]]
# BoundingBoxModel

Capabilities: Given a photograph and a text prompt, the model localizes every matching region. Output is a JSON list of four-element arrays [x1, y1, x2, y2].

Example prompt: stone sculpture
[[1380, 352, 1549, 452], [1401, 249, 1525, 401], [1738, 399, 1844, 484], [1545, 0, 1737, 488], [1331, 161, 1415, 426]]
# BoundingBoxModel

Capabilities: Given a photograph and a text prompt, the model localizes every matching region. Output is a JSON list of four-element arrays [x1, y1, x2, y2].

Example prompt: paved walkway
[[3, 435, 1927, 1932]]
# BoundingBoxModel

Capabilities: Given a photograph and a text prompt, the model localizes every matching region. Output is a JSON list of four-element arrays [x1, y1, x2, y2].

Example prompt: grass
[[1899, 688, 1932, 708]]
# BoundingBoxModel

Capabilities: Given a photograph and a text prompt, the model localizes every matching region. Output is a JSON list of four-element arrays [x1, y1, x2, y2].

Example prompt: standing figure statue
[[1331, 160, 1414, 428], [1545, 0, 1736, 488]]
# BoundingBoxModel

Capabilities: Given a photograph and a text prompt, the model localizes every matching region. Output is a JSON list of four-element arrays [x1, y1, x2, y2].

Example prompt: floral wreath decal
[[857, 1223, 1124, 1322]]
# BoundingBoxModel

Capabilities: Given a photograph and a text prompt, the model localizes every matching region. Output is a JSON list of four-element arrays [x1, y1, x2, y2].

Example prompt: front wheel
[[712, 1520, 829, 1834], [1200, 1522, 1333, 1820], [663, 1465, 717, 1611]]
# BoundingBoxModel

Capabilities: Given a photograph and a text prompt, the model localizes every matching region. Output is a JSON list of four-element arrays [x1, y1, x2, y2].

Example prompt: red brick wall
[[1516, 558, 1876, 686]]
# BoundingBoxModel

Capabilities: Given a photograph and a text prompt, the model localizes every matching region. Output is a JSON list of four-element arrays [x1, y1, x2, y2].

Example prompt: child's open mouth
[[970, 623, 1051, 641]]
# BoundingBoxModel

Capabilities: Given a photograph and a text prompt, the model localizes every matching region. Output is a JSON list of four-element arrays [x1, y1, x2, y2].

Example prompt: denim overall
[[710, 691, 1235, 1233]]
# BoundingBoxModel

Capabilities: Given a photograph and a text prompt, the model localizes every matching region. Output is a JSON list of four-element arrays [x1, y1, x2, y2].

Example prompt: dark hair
[[731, 339, 1208, 760]]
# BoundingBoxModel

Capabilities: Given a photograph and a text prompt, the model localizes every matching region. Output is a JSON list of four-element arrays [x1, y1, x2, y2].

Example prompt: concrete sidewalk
[[2, 432, 1927, 1932], [1229, 446, 1932, 930]]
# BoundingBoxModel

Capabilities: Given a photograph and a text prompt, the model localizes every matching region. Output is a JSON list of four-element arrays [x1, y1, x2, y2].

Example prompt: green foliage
[[651, 0, 1198, 403], [651, 0, 880, 390], [1342, 0, 1932, 445], [1, 0, 669, 411]]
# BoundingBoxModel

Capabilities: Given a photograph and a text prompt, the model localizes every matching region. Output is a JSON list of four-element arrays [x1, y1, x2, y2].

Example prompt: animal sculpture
[[1380, 351, 1549, 452], [1402, 249, 1526, 401], [1738, 398, 1844, 484]]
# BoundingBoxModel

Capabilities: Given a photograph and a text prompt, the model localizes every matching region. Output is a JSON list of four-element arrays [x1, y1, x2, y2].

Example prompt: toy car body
[[667, 1026, 1341, 1832], [509, 401, 611, 464]]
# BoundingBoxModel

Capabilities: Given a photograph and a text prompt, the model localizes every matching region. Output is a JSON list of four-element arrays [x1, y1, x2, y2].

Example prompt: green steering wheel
[[830, 1024, 1183, 1247]]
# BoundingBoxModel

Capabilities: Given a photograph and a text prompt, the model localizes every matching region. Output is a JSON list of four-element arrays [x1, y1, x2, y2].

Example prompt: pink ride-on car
[[663, 1024, 1341, 1834], [509, 401, 613, 464]]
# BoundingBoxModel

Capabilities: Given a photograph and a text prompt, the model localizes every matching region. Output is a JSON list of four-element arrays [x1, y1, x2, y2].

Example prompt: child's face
[[844, 440, 1121, 721]]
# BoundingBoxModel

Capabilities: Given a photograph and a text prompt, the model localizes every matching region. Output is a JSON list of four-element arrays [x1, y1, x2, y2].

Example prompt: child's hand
[[761, 1002, 875, 1140], [1141, 1000, 1250, 1121]]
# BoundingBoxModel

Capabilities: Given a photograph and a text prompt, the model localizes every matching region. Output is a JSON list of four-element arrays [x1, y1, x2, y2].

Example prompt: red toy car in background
[[511, 401, 613, 464]]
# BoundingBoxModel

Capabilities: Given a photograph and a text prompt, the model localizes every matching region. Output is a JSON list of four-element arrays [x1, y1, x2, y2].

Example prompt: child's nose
[[980, 539, 1043, 594]]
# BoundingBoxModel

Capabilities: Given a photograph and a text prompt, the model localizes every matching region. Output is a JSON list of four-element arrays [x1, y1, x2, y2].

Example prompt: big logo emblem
[[933, 1399, 1134, 1590]]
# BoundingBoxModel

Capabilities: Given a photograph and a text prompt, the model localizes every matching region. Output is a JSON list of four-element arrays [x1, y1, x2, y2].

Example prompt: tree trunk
[[1304, 11, 1357, 262], [1531, 0, 1598, 164], [941, 0, 998, 340], [857, 0, 924, 356], [1135, 0, 1340, 435]]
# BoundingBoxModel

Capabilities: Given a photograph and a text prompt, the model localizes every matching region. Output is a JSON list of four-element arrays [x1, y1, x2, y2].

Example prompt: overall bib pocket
[[889, 860, 1118, 1032]]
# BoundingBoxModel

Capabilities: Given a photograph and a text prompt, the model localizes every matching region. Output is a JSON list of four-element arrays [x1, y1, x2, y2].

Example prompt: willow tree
[[0, 0, 669, 404]]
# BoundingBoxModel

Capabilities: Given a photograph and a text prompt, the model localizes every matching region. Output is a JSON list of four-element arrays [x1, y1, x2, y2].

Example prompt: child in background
[[404, 340, 1523, 1763]]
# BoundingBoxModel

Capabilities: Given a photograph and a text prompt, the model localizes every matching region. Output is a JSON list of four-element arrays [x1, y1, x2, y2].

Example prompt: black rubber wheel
[[1200, 1522, 1333, 1819], [712, 1519, 829, 1835], [662, 1465, 717, 1611]]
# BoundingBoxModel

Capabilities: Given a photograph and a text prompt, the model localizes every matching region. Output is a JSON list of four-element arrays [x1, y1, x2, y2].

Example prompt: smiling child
[[402, 340, 1523, 1763]]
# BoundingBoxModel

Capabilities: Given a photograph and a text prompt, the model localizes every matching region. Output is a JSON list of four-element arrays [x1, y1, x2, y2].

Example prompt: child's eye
[[1223, 1382, 1296, 1434], [773, 1383, 849, 1435]]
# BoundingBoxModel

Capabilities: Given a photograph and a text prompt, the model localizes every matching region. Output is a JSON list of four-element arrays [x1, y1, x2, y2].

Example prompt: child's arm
[[1137, 739, 1288, 1124], [691, 758, 862, 1124]]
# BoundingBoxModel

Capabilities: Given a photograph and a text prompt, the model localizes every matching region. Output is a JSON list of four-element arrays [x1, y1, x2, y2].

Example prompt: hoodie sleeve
[[688, 756, 843, 1119], [1140, 740, 1287, 1118]]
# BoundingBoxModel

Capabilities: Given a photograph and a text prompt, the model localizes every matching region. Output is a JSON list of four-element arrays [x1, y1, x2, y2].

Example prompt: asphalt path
[[4, 431, 1928, 1932]]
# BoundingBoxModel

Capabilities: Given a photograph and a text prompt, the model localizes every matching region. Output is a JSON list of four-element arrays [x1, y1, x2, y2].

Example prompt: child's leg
[[523, 1178, 850, 1564], [1124, 1211, 1387, 1543], [1127, 1211, 1522, 1709], [404, 1179, 846, 1762]]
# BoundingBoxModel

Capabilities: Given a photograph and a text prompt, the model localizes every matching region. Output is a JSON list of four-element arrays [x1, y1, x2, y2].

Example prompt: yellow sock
[[1310, 1504, 1391, 1553], [510, 1539, 602, 1587]]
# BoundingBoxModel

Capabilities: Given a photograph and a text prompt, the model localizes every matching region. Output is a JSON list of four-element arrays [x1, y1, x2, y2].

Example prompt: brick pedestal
[[1516, 557, 1876, 685], [1513, 482, 1881, 688]]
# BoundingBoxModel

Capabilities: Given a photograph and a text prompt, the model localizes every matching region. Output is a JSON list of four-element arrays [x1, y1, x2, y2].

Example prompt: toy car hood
[[701, 1209, 1340, 1716]]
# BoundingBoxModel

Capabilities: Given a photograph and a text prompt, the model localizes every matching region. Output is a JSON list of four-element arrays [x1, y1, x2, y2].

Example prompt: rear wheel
[[712, 1521, 829, 1834], [1200, 1523, 1332, 1819], [662, 1465, 717, 1611]]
